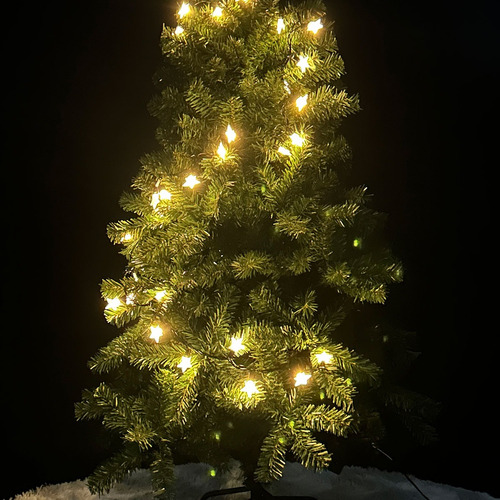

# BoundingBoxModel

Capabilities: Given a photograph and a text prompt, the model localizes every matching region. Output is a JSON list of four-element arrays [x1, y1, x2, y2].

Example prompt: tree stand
[[200, 480, 317, 499]]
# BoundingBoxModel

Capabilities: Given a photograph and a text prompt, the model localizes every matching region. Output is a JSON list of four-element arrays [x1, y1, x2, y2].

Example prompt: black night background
[[2, 0, 498, 498]]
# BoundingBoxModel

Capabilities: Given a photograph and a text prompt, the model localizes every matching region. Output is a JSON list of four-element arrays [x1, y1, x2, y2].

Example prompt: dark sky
[[2, 0, 498, 498]]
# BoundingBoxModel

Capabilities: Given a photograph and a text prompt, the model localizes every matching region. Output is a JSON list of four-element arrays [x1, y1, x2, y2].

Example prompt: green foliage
[[76, 0, 432, 495]]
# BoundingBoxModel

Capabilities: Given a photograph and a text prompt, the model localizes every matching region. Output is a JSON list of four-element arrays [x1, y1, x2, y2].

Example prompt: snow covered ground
[[12, 461, 497, 500]]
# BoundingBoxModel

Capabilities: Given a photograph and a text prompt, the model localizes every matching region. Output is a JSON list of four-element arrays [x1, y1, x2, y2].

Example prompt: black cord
[[371, 443, 431, 500]]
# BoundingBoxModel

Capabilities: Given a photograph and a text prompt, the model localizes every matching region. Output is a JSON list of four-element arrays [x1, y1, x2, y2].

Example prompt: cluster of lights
[[276, 17, 323, 35], [107, 300, 335, 391], [277, 132, 306, 156], [151, 188, 172, 209], [119, 3, 335, 405], [217, 124, 237, 160]]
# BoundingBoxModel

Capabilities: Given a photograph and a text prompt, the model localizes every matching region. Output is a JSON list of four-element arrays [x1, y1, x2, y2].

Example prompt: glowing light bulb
[[178, 2, 190, 18], [106, 297, 122, 310], [278, 146, 291, 156], [183, 174, 200, 189], [277, 18, 285, 34], [229, 336, 245, 354], [241, 380, 259, 397], [177, 356, 192, 372], [151, 189, 172, 209], [159, 189, 172, 201], [175, 25, 184, 35], [294, 371, 311, 386], [290, 133, 305, 147], [297, 55, 310, 73], [151, 192, 160, 209], [295, 94, 308, 111], [212, 6, 223, 17], [283, 79, 291, 94], [121, 232, 132, 242], [307, 19, 323, 34], [149, 325, 163, 343], [217, 142, 227, 159], [155, 290, 167, 301], [225, 124, 236, 143], [315, 351, 333, 364], [126, 294, 135, 305]]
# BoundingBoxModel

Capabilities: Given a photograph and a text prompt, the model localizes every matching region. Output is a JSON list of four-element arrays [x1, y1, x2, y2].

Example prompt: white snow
[[12, 461, 498, 500]]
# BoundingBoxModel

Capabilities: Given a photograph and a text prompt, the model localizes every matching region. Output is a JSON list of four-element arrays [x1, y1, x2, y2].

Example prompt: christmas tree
[[76, 0, 433, 495]]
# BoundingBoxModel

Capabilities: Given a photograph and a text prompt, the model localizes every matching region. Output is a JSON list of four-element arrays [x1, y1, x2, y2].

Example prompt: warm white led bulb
[[277, 18, 285, 34], [159, 189, 172, 201], [177, 356, 192, 373], [290, 133, 305, 147], [183, 174, 200, 189], [295, 94, 308, 111], [212, 6, 223, 17], [241, 380, 259, 397], [151, 192, 160, 209], [307, 19, 323, 34], [217, 142, 227, 159], [294, 372, 311, 386], [152, 189, 172, 209], [278, 146, 291, 156], [225, 124, 236, 143], [297, 55, 310, 73], [283, 79, 291, 94], [149, 325, 163, 343], [229, 337, 245, 354], [178, 2, 190, 18], [175, 25, 184, 35], [106, 297, 122, 310], [315, 351, 333, 364], [155, 290, 167, 301]]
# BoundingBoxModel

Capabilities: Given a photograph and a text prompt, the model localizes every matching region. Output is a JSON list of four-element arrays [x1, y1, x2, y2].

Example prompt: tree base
[[200, 482, 317, 499]]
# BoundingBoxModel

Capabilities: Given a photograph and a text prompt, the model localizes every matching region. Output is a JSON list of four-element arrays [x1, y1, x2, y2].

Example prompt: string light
[[241, 380, 259, 397], [295, 94, 308, 111], [217, 142, 227, 159], [125, 294, 135, 305], [290, 133, 305, 147], [277, 18, 285, 34], [106, 297, 122, 310], [177, 356, 192, 373], [183, 174, 200, 189], [307, 19, 323, 34], [278, 146, 291, 156], [149, 325, 163, 343], [155, 290, 167, 301], [121, 233, 132, 242], [229, 336, 245, 354], [178, 2, 190, 18], [174, 26, 185, 35], [283, 79, 291, 94], [225, 124, 236, 143], [315, 351, 333, 364], [294, 372, 311, 386], [297, 55, 310, 73]]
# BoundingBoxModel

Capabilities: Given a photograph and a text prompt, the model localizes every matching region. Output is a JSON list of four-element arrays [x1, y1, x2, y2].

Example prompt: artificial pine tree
[[76, 0, 434, 496]]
